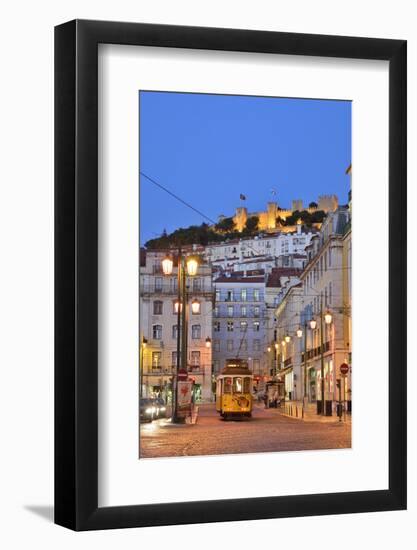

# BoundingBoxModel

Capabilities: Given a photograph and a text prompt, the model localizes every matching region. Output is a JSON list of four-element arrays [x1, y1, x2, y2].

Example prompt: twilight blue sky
[[139, 91, 351, 245]]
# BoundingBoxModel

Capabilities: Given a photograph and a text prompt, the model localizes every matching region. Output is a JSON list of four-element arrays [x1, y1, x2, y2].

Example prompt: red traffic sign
[[340, 363, 349, 376], [177, 369, 188, 381]]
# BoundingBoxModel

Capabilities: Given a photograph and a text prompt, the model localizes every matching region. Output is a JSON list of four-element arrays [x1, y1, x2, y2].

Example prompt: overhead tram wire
[[140, 171, 217, 225]]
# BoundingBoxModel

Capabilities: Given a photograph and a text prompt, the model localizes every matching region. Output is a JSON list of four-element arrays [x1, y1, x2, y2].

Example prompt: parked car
[[139, 398, 157, 423]]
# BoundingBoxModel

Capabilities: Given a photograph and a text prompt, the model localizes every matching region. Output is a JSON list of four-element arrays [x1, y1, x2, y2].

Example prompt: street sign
[[177, 368, 188, 381], [340, 363, 349, 376]]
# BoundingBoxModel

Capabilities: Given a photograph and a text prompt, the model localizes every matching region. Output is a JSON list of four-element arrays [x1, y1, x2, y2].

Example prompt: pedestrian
[[273, 390, 278, 408], [263, 392, 268, 409]]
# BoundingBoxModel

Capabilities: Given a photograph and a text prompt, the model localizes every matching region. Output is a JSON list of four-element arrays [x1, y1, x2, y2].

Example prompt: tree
[[215, 217, 236, 233], [310, 210, 326, 223], [244, 215, 259, 234], [309, 201, 318, 209]]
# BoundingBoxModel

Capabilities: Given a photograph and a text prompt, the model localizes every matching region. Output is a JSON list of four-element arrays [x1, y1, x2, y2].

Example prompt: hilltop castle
[[218, 195, 339, 233]]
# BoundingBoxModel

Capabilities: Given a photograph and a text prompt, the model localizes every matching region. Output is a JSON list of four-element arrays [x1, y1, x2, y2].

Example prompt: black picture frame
[[55, 19, 407, 531]]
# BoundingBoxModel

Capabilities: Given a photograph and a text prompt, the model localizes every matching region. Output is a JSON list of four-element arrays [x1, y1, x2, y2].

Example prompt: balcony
[[301, 341, 331, 362], [140, 285, 213, 297], [143, 365, 209, 376]]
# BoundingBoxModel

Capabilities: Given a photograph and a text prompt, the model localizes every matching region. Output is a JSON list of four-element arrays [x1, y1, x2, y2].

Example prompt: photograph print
[[139, 91, 352, 459]]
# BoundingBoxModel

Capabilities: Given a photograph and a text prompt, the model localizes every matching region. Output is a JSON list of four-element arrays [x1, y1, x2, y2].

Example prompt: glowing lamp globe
[[162, 256, 173, 275]]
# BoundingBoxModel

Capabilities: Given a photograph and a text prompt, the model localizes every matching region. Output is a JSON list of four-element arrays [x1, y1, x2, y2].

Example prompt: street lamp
[[285, 333, 291, 343], [318, 302, 333, 416], [191, 299, 201, 314], [161, 251, 199, 423], [139, 337, 148, 398], [205, 337, 211, 348], [296, 326, 303, 339], [174, 300, 182, 314], [186, 257, 199, 276], [162, 255, 174, 275], [324, 310, 333, 325], [309, 318, 317, 330]]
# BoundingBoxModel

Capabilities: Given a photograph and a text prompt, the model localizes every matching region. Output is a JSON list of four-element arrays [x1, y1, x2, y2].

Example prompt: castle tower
[[318, 194, 338, 212], [292, 199, 303, 211], [266, 202, 278, 230], [234, 207, 248, 232]]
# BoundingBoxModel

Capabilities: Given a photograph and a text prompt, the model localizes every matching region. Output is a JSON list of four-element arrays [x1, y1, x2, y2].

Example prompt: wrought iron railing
[[301, 341, 330, 362]]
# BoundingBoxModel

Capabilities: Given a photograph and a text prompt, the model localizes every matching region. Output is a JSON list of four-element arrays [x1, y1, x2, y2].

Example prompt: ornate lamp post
[[311, 301, 333, 416], [162, 252, 199, 423]]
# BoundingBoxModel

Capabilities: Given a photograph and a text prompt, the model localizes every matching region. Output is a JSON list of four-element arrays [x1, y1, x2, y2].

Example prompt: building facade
[[274, 207, 352, 411], [140, 250, 214, 402], [204, 226, 313, 271], [212, 275, 268, 382]]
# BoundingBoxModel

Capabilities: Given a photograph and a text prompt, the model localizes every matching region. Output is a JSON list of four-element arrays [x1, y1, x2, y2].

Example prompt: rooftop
[[214, 275, 265, 284]]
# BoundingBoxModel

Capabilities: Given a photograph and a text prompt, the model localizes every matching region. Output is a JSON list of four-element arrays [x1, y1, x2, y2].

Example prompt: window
[[154, 277, 163, 292], [241, 305, 247, 317], [253, 359, 260, 373], [193, 278, 201, 291], [324, 251, 327, 271], [226, 290, 233, 302], [192, 324, 201, 339], [241, 289, 247, 301], [227, 339, 234, 351], [240, 321, 248, 332], [190, 351, 200, 366], [152, 352, 162, 369], [172, 324, 178, 339], [213, 360, 220, 373], [240, 339, 247, 351], [254, 306, 260, 317], [213, 340, 220, 352], [227, 305, 234, 317], [227, 321, 234, 332], [233, 377, 243, 392], [214, 306, 219, 317], [253, 321, 260, 332], [325, 287, 328, 307], [329, 282, 332, 304], [152, 324, 162, 340], [328, 247, 332, 267], [153, 300, 163, 315], [213, 321, 220, 332], [215, 289, 220, 302], [170, 278, 177, 292], [171, 351, 181, 367], [223, 377, 232, 393], [253, 339, 260, 351], [253, 289, 260, 301]]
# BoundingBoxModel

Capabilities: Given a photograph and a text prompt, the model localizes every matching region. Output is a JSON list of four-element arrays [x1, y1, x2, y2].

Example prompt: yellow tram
[[215, 359, 253, 419]]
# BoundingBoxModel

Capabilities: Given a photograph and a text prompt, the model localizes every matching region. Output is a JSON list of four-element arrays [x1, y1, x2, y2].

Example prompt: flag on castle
[[239, 193, 246, 201]]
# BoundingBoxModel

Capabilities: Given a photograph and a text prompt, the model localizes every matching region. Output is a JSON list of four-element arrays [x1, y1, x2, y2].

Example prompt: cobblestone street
[[140, 402, 351, 458]]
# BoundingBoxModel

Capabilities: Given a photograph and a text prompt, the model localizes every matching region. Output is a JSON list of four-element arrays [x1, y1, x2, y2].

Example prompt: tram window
[[223, 377, 232, 394], [243, 377, 251, 393], [233, 377, 243, 393]]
